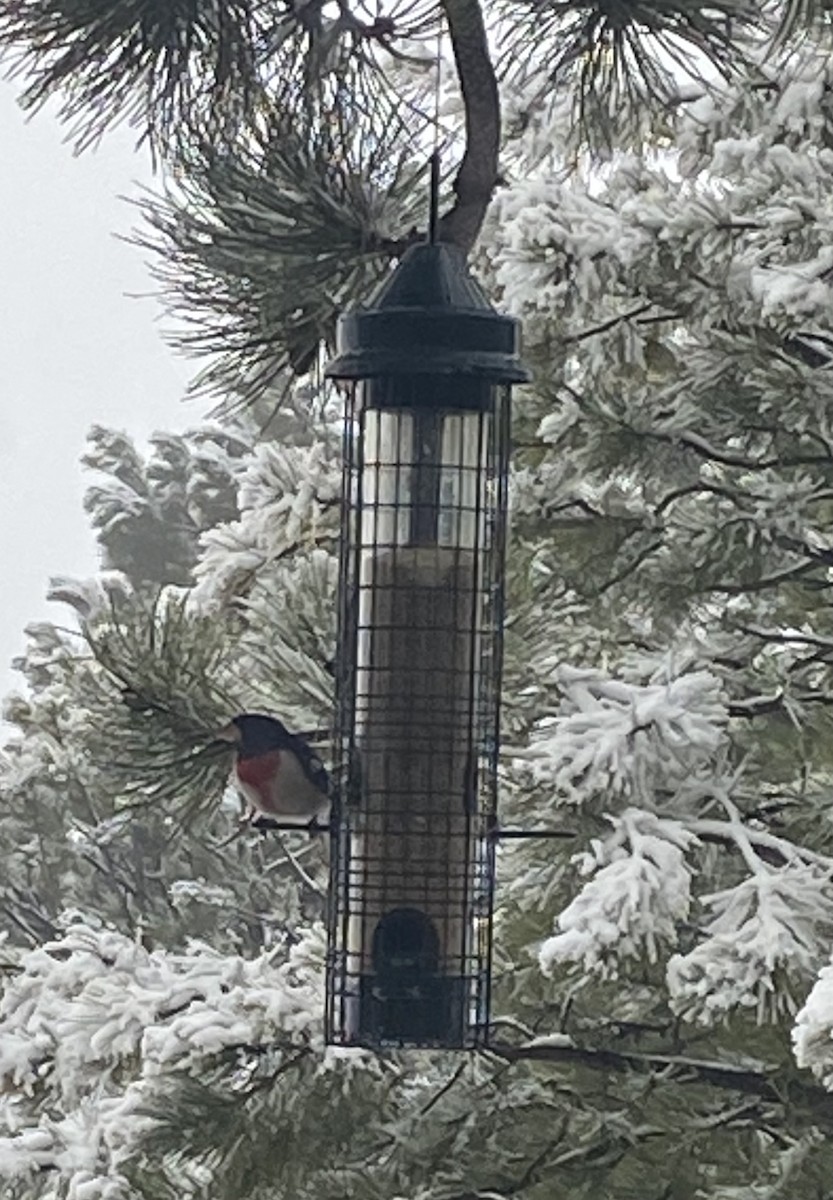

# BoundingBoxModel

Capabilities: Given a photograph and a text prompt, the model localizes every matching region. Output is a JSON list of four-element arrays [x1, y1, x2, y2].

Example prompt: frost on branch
[[46, 572, 133, 621], [793, 956, 833, 1091], [484, 178, 641, 352], [82, 424, 244, 588], [525, 664, 728, 810], [193, 435, 339, 610], [236, 547, 337, 730], [0, 918, 323, 1189], [0, 919, 322, 1087], [539, 809, 696, 980], [668, 864, 833, 1026]]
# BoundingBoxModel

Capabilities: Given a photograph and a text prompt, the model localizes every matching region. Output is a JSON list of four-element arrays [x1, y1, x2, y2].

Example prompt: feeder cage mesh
[[326, 377, 511, 1049]]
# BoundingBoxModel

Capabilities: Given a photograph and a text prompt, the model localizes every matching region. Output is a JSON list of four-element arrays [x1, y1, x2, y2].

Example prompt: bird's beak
[[212, 722, 242, 746]]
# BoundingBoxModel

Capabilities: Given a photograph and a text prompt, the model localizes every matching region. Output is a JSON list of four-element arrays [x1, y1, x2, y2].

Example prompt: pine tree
[[4, 3, 833, 1199], [82, 423, 245, 587]]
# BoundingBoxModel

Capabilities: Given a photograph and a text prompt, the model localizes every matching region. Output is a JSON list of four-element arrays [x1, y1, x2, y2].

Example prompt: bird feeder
[[324, 242, 527, 1049]]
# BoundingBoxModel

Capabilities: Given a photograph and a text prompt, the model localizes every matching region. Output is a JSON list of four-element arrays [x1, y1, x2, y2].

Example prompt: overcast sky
[[1, 84, 196, 701]]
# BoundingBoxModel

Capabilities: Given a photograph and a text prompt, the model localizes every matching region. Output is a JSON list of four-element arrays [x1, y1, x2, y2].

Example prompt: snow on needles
[[793, 956, 833, 1090], [528, 662, 833, 1026], [669, 864, 833, 1025], [192, 437, 339, 610], [539, 809, 697, 979], [0, 918, 323, 1189], [525, 665, 728, 809]]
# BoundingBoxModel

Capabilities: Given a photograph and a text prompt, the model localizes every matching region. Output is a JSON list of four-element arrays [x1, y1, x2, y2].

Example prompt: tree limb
[[562, 303, 658, 344], [644, 427, 833, 472], [437, 0, 500, 253], [689, 818, 833, 870], [488, 1041, 833, 1132]]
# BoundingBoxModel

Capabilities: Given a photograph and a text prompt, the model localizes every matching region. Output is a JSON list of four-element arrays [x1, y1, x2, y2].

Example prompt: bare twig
[[275, 833, 325, 897], [562, 303, 657, 344], [419, 1060, 468, 1116]]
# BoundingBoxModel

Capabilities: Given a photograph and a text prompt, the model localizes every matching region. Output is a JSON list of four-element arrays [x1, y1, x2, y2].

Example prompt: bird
[[213, 713, 331, 830]]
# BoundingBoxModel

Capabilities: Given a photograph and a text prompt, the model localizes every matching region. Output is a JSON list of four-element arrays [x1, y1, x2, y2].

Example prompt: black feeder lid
[[325, 243, 530, 383]]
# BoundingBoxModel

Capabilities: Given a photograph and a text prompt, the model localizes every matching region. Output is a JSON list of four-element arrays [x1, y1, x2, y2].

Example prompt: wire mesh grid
[[326, 381, 510, 1049]]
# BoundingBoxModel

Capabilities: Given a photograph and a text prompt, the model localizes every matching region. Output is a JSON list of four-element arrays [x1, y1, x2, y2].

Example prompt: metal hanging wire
[[428, 19, 442, 244]]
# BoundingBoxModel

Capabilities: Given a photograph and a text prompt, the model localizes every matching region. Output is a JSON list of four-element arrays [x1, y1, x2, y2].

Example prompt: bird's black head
[[214, 713, 292, 759]]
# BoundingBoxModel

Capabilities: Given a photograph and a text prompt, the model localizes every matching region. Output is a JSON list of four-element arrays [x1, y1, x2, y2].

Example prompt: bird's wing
[[294, 738, 331, 795]]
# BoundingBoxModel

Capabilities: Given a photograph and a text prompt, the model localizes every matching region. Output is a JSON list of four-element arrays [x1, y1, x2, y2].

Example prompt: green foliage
[[500, 0, 763, 150], [134, 106, 431, 403], [80, 590, 239, 820], [8, 4, 833, 1200], [0, 0, 264, 150]]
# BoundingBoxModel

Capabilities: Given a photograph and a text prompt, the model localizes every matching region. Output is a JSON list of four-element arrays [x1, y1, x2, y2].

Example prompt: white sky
[[1, 84, 197, 702]]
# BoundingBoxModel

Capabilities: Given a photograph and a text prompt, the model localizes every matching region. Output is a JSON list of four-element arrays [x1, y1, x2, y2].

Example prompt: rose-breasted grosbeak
[[214, 713, 331, 827]]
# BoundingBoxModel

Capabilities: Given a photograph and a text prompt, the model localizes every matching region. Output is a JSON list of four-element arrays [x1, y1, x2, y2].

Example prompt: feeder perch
[[325, 242, 528, 1049]]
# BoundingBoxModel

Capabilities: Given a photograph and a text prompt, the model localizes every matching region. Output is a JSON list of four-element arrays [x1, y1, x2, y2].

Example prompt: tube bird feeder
[[325, 242, 528, 1049]]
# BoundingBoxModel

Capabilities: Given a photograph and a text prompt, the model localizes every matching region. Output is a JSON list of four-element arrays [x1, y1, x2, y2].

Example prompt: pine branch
[[696, 558, 825, 598], [273, 832, 326, 896], [79, 591, 243, 821], [644, 427, 833, 472], [736, 625, 833, 651], [0, 0, 423, 155], [488, 1041, 833, 1133], [418, 1062, 470, 1116], [689, 818, 833, 871], [726, 693, 787, 717], [772, 0, 833, 49], [136, 109, 427, 401], [0, 0, 265, 151], [498, 0, 766, 152], [562, 303, 659, 344]]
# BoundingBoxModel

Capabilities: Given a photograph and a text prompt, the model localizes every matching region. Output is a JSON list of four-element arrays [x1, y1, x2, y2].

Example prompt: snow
[[0, 920, 325, 1184], [793, 957, 833, 1088], [540, 809, 697, 979], [520, 1033, 575, 1049], [7, 24, 833, 1200], [668, 864, 833, 1025], [750, 247, 833, 319], [524, 665, 728, 808], [192, 435, 340, 611]]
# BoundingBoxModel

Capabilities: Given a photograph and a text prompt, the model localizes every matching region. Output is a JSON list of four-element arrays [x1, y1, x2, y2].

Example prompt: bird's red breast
[[235, 750, 282, 814]]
